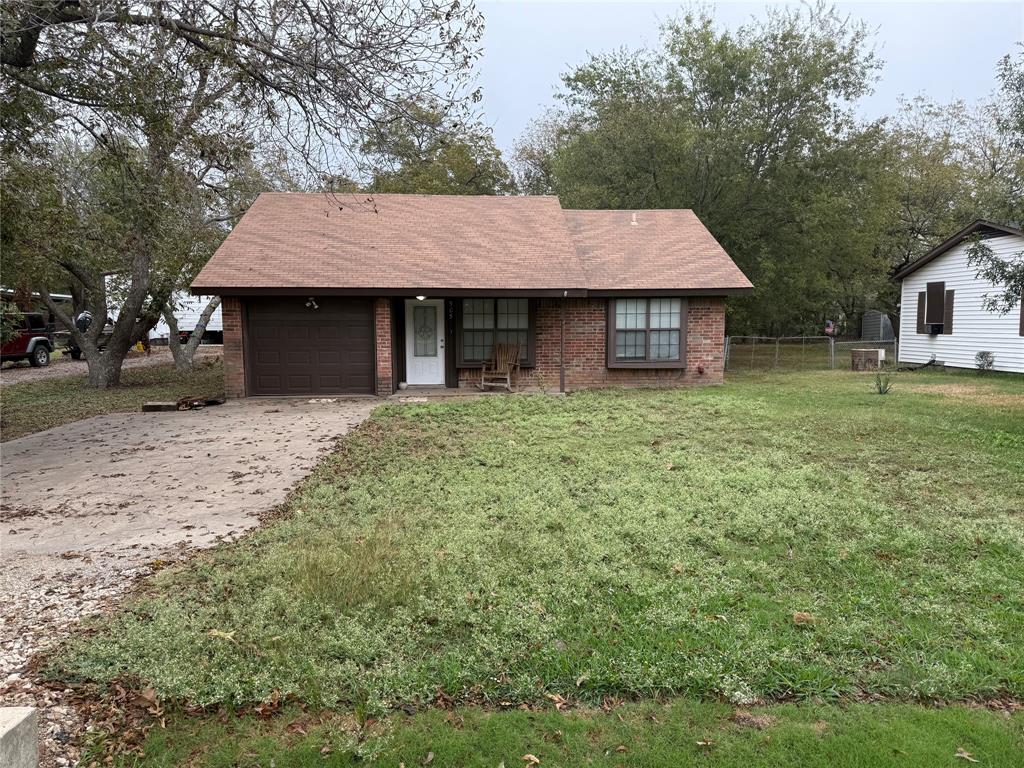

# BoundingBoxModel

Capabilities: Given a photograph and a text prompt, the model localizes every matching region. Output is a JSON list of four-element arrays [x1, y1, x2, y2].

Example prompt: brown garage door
[[246, 298, 374, 395]]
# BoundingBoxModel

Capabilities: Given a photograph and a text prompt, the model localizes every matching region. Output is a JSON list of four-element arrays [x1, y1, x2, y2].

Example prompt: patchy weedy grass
[[93, 700, 1024, 767], [0, 359, 224, 440], [49, 370, 1023, 714]]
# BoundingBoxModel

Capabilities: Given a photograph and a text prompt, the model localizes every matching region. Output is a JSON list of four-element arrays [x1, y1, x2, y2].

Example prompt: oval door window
[[413, 305, 437, 357]]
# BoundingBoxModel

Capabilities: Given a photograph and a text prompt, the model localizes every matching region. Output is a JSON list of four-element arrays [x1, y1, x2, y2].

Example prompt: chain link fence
[[725, 336, 899, 373]]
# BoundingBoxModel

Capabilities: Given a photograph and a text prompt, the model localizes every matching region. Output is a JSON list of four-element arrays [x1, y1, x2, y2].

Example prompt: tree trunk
[[86, 353, 124, 388], [163, 296, 221, 372]]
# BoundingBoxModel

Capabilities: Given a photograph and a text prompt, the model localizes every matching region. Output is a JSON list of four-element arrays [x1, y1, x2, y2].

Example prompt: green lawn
[[49, 369, 1024, 765], [0, 358, 223, 440], [103, 700, 1024, 767]]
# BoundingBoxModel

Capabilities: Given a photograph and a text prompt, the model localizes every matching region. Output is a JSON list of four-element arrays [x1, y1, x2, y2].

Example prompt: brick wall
[[225, 295, 725, 398], [374, 297, 394, 396], [221, 296, 246, 398], [457, 297, 725, 391]]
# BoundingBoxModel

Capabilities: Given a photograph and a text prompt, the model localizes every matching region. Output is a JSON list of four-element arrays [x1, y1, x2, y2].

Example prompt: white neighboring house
[[895, 220, 1024, 374], [149, 292, 223, 344], [104, 280, 223, 345]]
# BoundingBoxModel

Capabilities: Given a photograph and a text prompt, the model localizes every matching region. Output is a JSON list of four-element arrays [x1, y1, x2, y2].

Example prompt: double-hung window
[[458, 298, 533, 366], [607, 298, 686, 367]]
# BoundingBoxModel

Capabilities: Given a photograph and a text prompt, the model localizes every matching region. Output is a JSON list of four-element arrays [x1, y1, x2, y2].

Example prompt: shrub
[[872, 373, 892, 395], [975, 351, 995, 373]]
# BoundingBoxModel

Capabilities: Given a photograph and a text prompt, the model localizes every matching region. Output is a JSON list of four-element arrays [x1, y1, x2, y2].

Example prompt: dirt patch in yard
[[906, 382, 1024, 408]]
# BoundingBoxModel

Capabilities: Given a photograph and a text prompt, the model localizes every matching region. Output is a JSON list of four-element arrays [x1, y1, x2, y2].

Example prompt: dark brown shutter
[[916, 291, 927, 333], [925, 281, 945, 325], [942, 290, 955, 334]]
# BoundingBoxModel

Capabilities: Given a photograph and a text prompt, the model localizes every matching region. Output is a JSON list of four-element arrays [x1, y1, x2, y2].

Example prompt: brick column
[[684, 297, 726, 384], [374, 298, 393, 396], [221, 296, 246, 398]]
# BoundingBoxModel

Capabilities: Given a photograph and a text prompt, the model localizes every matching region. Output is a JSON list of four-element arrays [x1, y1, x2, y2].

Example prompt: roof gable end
[[894, 220, 1024, 280]]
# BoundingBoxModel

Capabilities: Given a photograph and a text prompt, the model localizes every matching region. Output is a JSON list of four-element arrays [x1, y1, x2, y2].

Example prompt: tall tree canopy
[[514, 5, 1020, 335], [965, 47, 1024, 314], [361, 103, 515, 195], [1, 0, 484, 385]]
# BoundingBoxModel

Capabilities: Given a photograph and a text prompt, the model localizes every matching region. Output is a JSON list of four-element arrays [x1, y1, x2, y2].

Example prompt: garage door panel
[[252, 325, 280, 340], [347, 325, 372, 340], [246, 298, 374, 395]]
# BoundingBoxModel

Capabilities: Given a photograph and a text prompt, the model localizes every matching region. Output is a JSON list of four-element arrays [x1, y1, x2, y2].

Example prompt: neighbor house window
[[607, 298, 687, 367], [915, 281, 954, 335], [457, 298, 534, 366]]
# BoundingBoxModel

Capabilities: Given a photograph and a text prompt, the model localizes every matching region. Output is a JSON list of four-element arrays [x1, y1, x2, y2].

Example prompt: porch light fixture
[[305, 297, 319, 310], [415, 295, 427, 301]]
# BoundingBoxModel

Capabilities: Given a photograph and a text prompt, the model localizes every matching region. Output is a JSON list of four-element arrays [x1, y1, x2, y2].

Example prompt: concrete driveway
[[0, 397, 376, 766], [1, 397, 375, 556]]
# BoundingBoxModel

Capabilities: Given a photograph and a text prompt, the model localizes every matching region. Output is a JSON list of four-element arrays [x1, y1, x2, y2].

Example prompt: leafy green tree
[[363, 103, 516, 195], [1, 302, 24, 346], [514, 6, 1021, 336], [2, 0, 483, 386], [966, 238, 1024, 313], [516, 3, 884, 334], [964, 48, 1024, 314]]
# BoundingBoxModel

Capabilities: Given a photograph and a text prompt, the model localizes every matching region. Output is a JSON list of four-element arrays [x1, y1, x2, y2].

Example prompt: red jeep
[[1, 312, 54, 367]]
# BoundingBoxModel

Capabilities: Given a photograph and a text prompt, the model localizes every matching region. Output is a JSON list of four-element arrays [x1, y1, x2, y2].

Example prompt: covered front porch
[[385, 295, 570, 395]]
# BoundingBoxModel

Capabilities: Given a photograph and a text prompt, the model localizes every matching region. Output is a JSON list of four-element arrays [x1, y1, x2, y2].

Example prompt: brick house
[[192, 193, 752, 397]]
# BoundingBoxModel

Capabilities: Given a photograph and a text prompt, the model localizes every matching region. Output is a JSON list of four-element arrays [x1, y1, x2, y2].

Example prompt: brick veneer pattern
[[224, 296, 725, 397], [221, 296, 246, 398], [374, 297, 394, 396], [456, 297, 725, 390]]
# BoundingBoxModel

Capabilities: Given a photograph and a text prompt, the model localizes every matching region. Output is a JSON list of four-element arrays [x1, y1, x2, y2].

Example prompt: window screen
[[611, 298, 683, 363], [460, 299, 532, 364]]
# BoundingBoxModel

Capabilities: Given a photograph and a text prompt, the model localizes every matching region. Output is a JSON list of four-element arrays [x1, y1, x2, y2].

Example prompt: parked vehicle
[[1, 312, 54, 367]]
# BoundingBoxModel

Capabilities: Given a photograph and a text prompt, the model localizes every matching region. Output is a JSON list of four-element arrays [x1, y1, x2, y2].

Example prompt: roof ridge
[[255, 191, 562, 200], [563, 208, 697, 214]]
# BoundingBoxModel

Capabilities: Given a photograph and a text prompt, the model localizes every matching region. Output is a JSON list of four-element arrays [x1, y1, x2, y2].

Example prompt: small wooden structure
[[479, 342, 521, 391]]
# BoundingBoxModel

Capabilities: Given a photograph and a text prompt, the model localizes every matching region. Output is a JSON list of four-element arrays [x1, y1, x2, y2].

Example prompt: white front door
[[405, 299, 445, 385]]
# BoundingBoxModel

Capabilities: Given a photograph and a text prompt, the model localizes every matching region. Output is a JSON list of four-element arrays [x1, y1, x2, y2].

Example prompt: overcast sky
[[475, 1, 1024, 155]]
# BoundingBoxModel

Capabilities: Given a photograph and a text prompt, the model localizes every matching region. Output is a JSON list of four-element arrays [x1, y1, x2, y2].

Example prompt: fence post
[[774, 338, 780, 369], [724, 336, 731, 370], [830, 337, 835, 370]]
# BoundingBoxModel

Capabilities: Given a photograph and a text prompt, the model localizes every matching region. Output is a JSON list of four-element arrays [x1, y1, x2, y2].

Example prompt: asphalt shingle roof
[[191, 192, 752, 293], [565, 209, 752, 291]]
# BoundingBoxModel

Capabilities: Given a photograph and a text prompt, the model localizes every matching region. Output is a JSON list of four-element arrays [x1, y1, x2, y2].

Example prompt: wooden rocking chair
[[479, 342, 521, 392]]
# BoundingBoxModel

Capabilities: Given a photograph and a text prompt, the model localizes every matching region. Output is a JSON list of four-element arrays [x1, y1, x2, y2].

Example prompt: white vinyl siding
[[898, 234, 1024, 374], [150, 293, 223, 340]]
